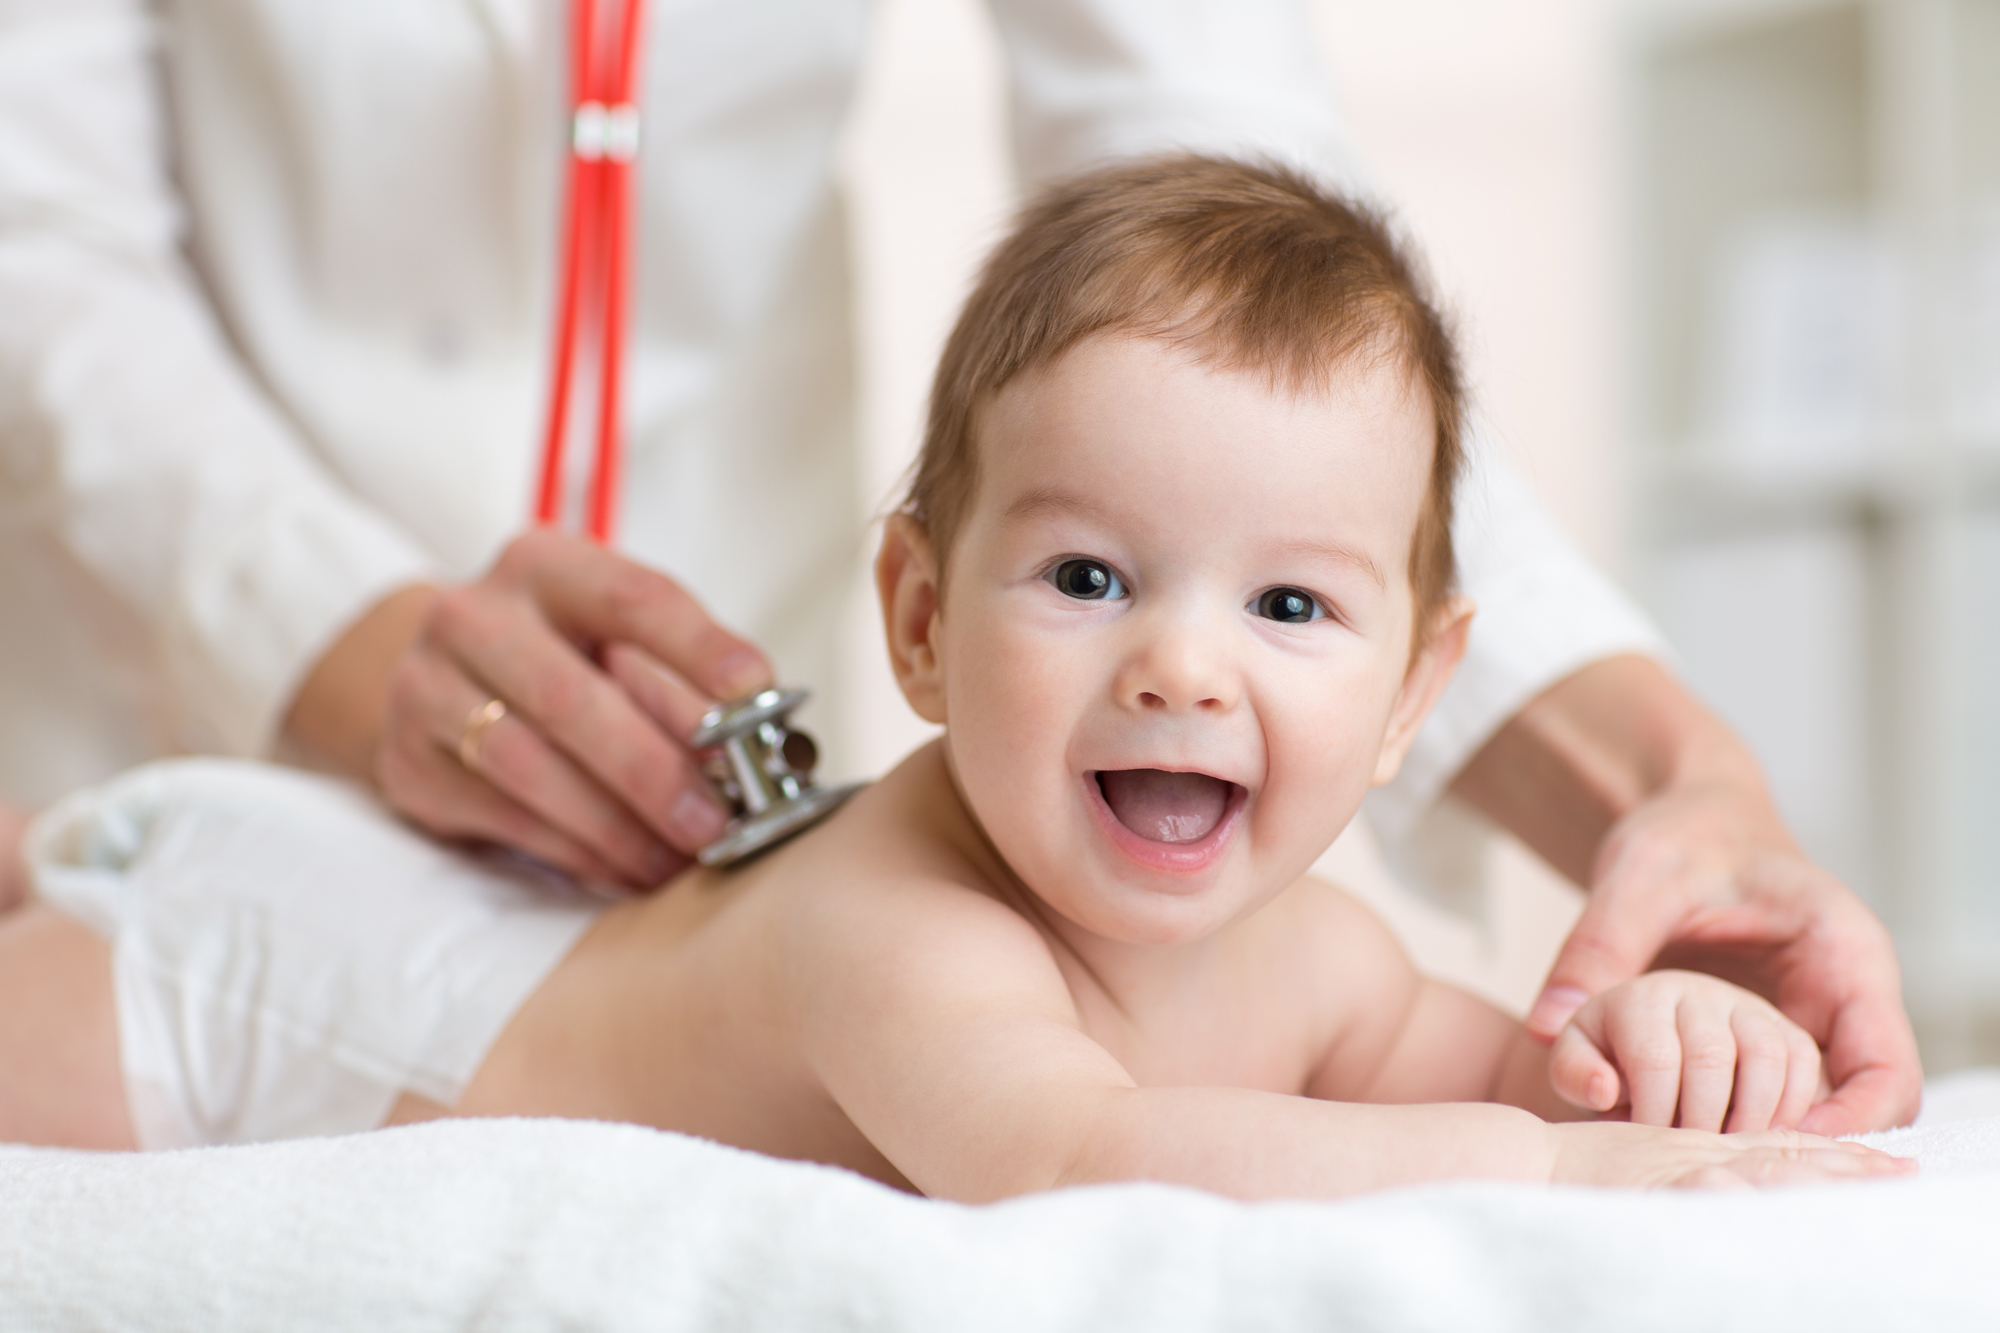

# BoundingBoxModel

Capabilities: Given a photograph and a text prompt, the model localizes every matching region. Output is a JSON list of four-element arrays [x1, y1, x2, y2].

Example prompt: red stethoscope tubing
[[536, 0, 649, 544]]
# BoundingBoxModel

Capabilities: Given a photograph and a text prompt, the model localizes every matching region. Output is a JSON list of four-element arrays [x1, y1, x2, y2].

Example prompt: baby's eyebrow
[[1002, 486, 1110, 524], [1269, 537, 1386, 589]]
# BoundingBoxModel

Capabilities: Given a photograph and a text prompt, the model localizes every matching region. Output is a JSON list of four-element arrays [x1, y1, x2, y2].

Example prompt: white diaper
[[25, 760, 599, 1149]]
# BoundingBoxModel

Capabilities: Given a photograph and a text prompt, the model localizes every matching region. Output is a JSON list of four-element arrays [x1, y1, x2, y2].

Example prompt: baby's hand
[[1548, 1122, 1913, 1190], [1549, 969, 1823, 1132]]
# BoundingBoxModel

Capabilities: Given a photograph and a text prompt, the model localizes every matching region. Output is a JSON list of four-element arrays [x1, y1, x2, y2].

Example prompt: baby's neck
[[1042, 912, 1243, 1023]]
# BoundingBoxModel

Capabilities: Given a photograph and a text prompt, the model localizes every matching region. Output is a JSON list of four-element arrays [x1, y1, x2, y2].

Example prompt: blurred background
[[826, 0, 2000, 1070]]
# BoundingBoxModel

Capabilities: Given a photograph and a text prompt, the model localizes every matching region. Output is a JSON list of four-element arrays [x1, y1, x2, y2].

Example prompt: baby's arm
[[1300, 891, 1576, 1120], [1323, 892, 1827, 1133], [792, 876, 1902, 1202]]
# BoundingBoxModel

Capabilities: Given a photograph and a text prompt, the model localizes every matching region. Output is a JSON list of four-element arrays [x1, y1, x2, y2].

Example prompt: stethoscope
[[534, 0, 648, 546], [532, 0, 856, 866]]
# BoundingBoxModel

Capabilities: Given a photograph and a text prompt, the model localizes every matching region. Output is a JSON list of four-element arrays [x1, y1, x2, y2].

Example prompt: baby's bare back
[[393, 786, 916, 1188]]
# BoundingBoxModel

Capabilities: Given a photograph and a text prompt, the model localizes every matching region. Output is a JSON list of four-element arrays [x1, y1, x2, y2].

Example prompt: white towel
[[2, 1080, 1996, 1332]]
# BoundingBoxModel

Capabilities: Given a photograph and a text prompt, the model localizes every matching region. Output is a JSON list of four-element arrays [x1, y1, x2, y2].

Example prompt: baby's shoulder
[[766, 764, 1070, 1004], [782, 832, 1051, 962], [1246, 871, 1421, 1011], [1263, 871, 1408, 956]]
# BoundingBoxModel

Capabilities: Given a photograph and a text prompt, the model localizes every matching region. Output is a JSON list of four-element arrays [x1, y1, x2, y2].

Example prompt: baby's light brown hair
[[902, 154, 1466, 642]]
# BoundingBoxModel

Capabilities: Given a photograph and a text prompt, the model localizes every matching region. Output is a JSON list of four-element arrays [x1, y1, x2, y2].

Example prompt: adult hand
[[1453, 654, 1922, 1137], [283, 530, 772, 890], [0, 797, 29, 916]]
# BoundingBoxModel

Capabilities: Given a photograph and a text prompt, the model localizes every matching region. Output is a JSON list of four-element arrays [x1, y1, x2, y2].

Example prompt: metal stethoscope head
[[691, 687, 861, 868]]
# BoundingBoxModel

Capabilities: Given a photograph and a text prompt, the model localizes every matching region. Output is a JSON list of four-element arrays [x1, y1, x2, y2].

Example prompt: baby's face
[[887, 333, 1462, 947]]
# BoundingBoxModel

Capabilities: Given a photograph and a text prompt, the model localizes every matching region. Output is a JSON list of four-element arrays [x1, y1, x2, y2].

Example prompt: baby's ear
[[874, 513, 948, 725], [1372, 596, 1474, 788]]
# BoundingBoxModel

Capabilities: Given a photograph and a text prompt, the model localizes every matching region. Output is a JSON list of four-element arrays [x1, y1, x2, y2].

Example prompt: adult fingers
[[432, 673, 681, 887], [501, 531, 772, 703], [1721, 1007, 1792, 1133], [1801, 1068, 1920, 1137], [368, 538, 759, 886], [1526, 857, 1690, 1042], [426, 579, 729, 858], [603, 642, 720, 741], [379, 717, 626, 890], [0, 800, 30, 916], [1673, 999, 1738, 1133], [1549, 1024, 1623, 1114], [1795, 947, 1924, 1135]]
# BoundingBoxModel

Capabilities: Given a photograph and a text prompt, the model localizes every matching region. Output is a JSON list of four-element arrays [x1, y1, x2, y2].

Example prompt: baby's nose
[[1116, 620, 1241, 714]]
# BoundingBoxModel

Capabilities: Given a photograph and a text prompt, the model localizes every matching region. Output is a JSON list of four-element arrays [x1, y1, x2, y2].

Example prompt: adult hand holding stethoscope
[[286, 537, 771, 891], [285, 0, 766, 890]]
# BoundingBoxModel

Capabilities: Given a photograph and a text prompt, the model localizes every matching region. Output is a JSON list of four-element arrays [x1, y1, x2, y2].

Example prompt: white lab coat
[[0, 0, 1661, 845]]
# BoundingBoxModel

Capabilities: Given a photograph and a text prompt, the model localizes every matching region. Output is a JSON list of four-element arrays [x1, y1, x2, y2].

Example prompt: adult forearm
[[1447, 654, 1776, 886]]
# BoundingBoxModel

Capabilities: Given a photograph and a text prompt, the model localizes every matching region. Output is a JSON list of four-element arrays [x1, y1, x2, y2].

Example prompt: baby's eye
[[1048, 558, 1127, 601], [1253, 587, 1323, 623]]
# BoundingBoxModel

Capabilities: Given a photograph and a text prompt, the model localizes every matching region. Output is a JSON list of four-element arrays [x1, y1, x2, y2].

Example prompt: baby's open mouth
[[1096, 769, 1238, 844]]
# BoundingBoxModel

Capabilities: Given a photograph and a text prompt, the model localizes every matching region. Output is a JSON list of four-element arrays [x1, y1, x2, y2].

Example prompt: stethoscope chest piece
[[692, 687, 860, 868]]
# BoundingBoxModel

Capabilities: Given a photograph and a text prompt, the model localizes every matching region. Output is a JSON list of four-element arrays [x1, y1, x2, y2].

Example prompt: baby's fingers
[[1720, 1005, 1790, 1132], [1673, 1001, 1738, 1133], [1771, 1020, 1825, 1130], [1550, 1025, 1623, 1113], [1720, 1002, 1824, 1132], [1594, 992, 1684, 1128]]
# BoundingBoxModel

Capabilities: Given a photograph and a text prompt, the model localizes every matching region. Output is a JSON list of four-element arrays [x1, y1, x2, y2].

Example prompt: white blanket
[[2, 1075, 1998, 1331]]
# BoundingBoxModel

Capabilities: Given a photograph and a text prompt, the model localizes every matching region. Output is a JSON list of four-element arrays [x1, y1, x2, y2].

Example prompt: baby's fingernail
[[1528, 985, 1590, 1037], [672, 788, 728, 848], [714, 650, 771, 701], [1588, 1074, 1611, 1110]]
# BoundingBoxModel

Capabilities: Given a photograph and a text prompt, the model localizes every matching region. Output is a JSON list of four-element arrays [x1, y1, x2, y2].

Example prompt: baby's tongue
[[1097, 769, 1229, 844]]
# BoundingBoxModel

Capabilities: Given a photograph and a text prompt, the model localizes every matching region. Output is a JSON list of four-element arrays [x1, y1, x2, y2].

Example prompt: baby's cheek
[[1253, 699, 1379, 857], [950, 618, 1073, 737], [942, 621, 1081, 815], [1262, 650, 1388, 765]]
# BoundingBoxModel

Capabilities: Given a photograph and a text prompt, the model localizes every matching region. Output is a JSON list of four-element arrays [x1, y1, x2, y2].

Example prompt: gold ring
[[458, 698, 508, 771]]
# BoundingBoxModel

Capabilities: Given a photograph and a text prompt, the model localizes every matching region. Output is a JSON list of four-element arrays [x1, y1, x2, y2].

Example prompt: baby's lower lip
[[1082, 770, 1246, 878]]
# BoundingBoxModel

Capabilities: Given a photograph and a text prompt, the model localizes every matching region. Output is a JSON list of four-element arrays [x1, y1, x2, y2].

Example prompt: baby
[[0, 156, 1906, 1195]]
